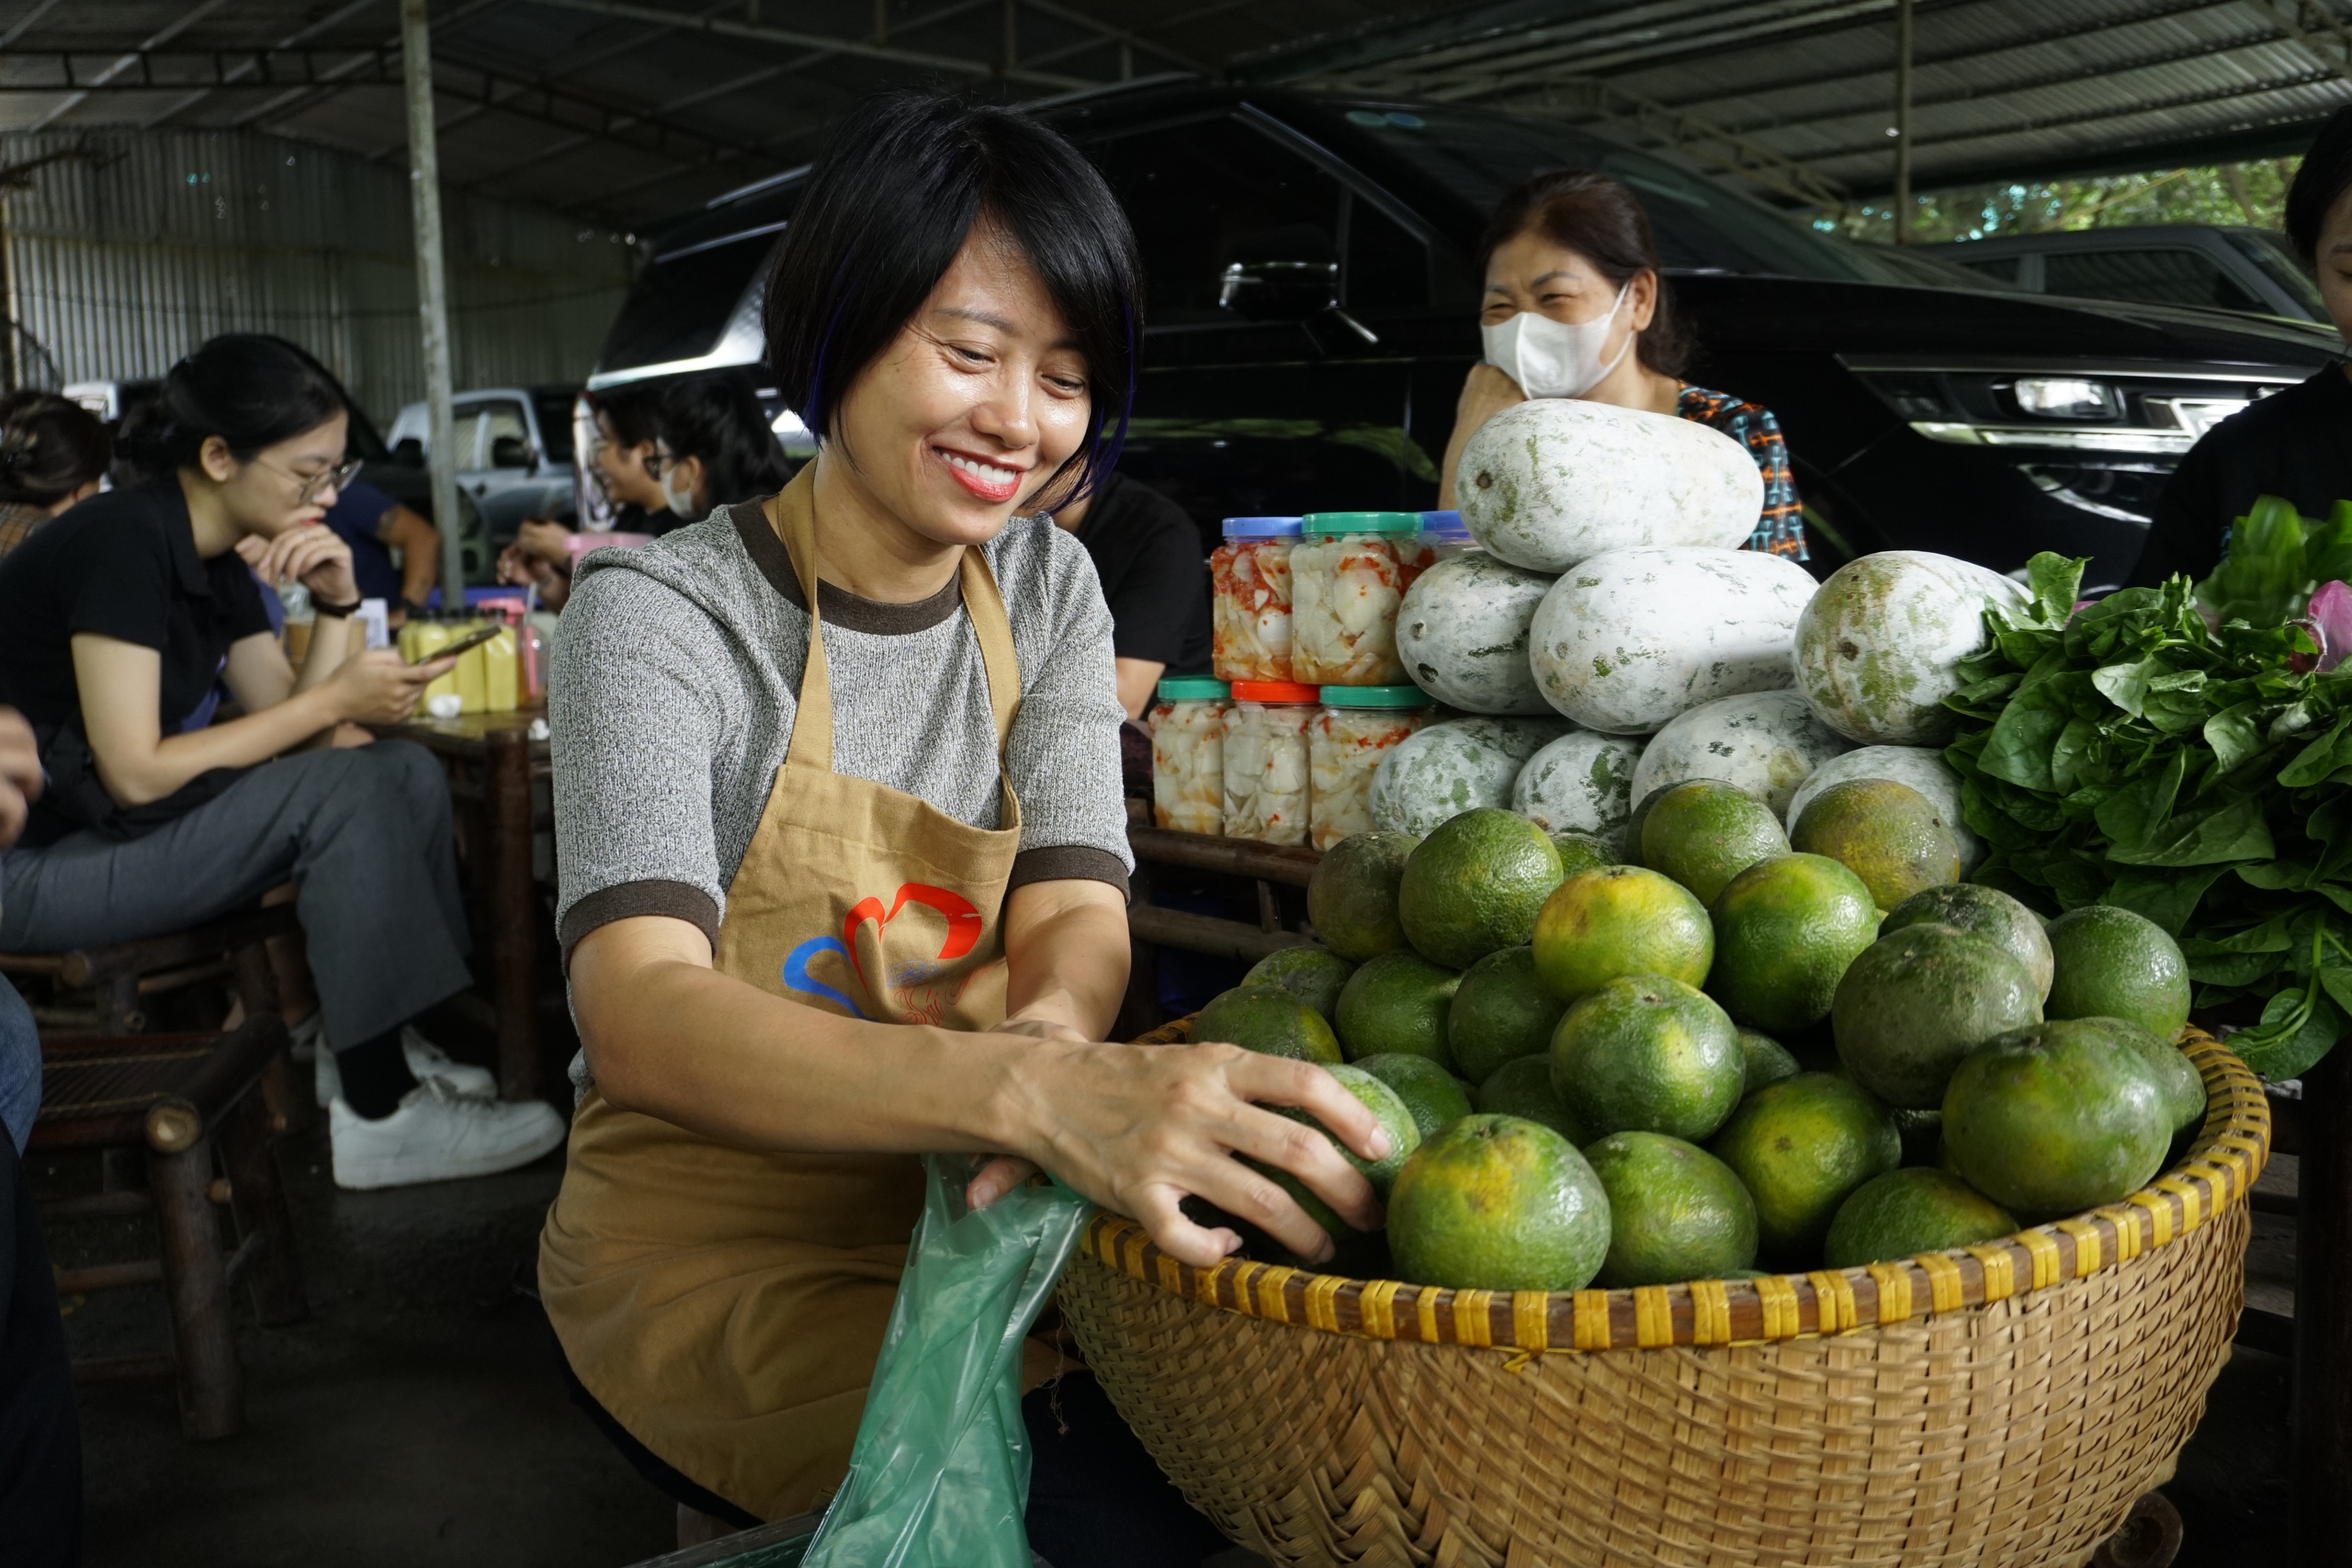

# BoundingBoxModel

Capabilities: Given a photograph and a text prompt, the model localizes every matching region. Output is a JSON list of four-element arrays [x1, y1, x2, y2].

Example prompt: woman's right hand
[[322, 649, 454, 726], [514, 518, 576, 567], [1004, 1037, 1390, 1269]]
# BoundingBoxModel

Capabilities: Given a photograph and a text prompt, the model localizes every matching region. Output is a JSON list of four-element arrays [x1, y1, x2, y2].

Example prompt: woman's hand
[[0, 706, 40, 849], [253, 523, 361, 609], [998, 1037, 1389, 1269], [322, 649, 454, 726], [514, 518, 576, 567], [1457, 361, 1527, 434]]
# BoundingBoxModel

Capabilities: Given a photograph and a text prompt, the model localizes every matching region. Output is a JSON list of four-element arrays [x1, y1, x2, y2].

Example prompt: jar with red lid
[[1210, 516, 1301, 683], [1309, 685, 1435, 849], [1222, 680, 1318, 845]]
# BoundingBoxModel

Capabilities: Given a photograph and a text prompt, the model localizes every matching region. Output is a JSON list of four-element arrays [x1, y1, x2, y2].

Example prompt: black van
[[586, 81, 2344, 590]]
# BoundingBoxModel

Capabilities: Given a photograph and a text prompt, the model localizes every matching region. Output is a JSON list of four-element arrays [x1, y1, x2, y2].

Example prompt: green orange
[[1708, 1072, 1902, 1261], [1788, 778, 1962, 912], [1386, 1114, 1611, 1292], [1639, 779, 1789, 907], [1940, 1020, 2172, 1218], [1397, 807, 1565, 969], [1472, 1055, 1589, 1145], [1823, 1168, 2018, 1268], [1705, 853, 1881, 1033], [1530, 866, 1713, 1001], [1584, 1131, 1758, 1286], [1306, 831, 1420, 961], [1191, 987, 1342, 1064], [1448, 945, 1570, 1085], [1549, 975, 1744, 1142]]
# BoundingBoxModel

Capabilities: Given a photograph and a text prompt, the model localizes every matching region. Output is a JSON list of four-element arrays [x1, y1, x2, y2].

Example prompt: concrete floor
[[33, 1093, 2300, 1568]]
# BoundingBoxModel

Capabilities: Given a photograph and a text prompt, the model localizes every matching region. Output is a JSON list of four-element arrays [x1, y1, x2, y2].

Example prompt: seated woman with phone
[[0, 333, 566, 1190]]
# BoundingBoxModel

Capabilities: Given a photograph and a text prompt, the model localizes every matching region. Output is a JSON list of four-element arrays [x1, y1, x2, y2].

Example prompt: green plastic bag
[[803, 1154, 1091, 1568]]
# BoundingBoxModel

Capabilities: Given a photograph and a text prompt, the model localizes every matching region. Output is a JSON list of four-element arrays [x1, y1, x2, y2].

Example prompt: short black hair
[[658, 373, 791, 506], [0, 390, 112, 505], [587, 380, 664, 450], [2287, 105, 2352, 265], [763, 91, 1142, 510], [119, 333, 345, 482]]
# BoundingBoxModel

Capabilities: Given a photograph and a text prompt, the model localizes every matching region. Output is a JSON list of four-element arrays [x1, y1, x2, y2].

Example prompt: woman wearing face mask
[[541, 93, 1387, 1558], [1437, 168, 1806, 560], [0, 333, 567, 1190]]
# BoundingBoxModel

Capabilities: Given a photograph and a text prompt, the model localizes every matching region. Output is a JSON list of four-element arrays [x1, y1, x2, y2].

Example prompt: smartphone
[[408, 623, 503, 665]]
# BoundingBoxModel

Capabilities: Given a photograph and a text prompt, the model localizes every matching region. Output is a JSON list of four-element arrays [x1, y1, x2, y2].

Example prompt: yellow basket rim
[[1082, 1026, 2270, 1352]]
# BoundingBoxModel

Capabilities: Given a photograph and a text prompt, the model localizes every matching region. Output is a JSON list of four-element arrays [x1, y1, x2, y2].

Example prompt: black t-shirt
[[2131, 365, 2352, 586], [0, 482, 274, 844], [1067, 472, 1212, 671]]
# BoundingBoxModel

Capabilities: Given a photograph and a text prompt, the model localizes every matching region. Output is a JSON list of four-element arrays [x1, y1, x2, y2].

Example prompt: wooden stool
[[32, 1014, 308, 1440]]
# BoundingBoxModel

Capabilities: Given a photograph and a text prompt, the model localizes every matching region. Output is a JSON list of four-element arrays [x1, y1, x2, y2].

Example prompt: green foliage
[[1823, 160, 2301, 245], [1940, 544, 2352, 1080]]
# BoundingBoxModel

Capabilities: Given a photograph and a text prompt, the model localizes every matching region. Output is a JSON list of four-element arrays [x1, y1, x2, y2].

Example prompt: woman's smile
[[935, 445, 1028, 502]]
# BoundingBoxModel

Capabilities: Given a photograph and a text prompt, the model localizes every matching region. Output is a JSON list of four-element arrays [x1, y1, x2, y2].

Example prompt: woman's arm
[[1436, 363, 1528, 510], [74, 633, 450, 807], [379, 503, 442, 616], [1001, 877, 1130, 1040], [569, 911, 1389, 1269]]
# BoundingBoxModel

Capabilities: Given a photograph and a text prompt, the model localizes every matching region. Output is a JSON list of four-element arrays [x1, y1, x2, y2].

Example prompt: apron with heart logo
[[539, 466, 1048, 1521]]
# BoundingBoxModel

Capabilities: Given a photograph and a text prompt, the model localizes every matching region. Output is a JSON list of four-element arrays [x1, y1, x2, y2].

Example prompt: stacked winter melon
[[1374, 399, 2030, 848]]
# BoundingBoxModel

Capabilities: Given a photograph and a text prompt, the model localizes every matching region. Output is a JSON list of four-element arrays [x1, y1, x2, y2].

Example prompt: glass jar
[[1222, 681, 1318, 846], [1419, 509, 1478, 561], [1148, 676, 1230, 835], [1210, 517, 1301, 683], [1290, 513, 1430, 686], [1310, 685, 1435, 850]]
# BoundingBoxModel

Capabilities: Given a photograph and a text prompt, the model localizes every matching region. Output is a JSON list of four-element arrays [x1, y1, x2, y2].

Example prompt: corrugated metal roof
[[4, 0, 2344, 221]]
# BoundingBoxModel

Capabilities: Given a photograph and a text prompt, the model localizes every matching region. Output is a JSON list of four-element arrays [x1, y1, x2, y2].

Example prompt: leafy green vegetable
[[1942, 534, 2352, 1078]]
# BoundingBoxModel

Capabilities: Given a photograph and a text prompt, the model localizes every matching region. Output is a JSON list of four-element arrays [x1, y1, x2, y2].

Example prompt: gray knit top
[[549, 500, 1132, 959]]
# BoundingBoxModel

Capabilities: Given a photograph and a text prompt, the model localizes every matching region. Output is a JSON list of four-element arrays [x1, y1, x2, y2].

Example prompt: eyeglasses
[[258, 455, 364, 506]]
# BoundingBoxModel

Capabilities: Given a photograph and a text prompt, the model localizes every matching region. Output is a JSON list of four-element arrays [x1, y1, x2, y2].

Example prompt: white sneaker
[[312, 1026, 499, 1106], [329, 1080, 567, 1190], [288, 1012, 322, 1063]]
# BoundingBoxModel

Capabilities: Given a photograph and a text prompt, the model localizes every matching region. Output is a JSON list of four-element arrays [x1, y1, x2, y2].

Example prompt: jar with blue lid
[[1210, 516, 1302, 683]]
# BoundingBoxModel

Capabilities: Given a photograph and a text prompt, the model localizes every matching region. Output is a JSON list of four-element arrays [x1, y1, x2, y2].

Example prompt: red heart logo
[[842, 883, 983, 1004]]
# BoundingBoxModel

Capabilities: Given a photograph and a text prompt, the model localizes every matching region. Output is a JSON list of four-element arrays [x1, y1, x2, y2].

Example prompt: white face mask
[[1479, 281, 1633, 400], [657, 462, 697, 519]]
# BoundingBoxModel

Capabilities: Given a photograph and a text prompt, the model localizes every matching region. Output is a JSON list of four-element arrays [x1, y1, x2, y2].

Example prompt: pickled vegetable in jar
[[1419, 509, 1477, 562], [1222, 681, 1318, 846], [1148, 675, 1230, 835], [1309, 684, 1435, 850], [1290, 512, 1430, 686], [1210, 516, 1302, 683]]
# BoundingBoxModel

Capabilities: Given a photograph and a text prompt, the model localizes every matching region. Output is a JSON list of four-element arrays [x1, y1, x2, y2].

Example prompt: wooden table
[[386, 709, 551, 1102]]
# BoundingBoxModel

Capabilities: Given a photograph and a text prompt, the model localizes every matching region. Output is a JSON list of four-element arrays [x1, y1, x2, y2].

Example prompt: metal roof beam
[[1517, 78, 1849, 209], [220, 0, 512, 130], [23, 0, 234, 132], [2244, 0, 2352, 79], [141, 0, 389, 130], [511, 0, 1094, 89], [1231, 0, 1622, 83]]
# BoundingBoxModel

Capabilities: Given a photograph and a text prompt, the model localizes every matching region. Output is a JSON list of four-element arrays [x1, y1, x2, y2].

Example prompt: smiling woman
[[540, 93, 1392, 1561]]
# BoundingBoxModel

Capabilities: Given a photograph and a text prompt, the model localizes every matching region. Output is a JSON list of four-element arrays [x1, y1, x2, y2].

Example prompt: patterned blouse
[[1677, 384, 1807, 561]]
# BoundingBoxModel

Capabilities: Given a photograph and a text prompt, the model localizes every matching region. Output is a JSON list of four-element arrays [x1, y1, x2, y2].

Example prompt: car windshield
[[2223, 228, 2328, 317], [1333, 102, 1992, 288]]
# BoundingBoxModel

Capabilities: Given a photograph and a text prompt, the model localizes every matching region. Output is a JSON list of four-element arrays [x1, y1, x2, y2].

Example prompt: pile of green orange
[[1183, 784, 2211, 1292]]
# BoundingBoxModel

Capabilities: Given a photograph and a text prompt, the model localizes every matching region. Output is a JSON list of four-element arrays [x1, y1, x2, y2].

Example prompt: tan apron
[[540, 466, 1055, 1521]]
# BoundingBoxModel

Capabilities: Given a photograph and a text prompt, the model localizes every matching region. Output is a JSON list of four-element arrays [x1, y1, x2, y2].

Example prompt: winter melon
[[1370, 716, 1571, 837], [1457, 400, 1764, 572], [1784, 744, 1983, 874], [1510, 732, 1645, 853], [1793, 552, 2031, 745], [1630, 691, 1853, 822], [1529, 547, 1818, 735], [1396, 553, 1556, 715]]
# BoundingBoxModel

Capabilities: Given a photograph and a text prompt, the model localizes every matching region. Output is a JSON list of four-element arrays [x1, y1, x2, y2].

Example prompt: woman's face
[[829, 225, 1092, 549], [2317, 184, 2352, 348], [200, 411, 350, 537], [1481, 228, 1657, 344], [594, 410, 667, 512]]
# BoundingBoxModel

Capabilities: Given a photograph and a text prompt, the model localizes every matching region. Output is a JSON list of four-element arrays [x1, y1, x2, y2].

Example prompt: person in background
[[320, 477, 441, 627], [1053, 471, 1211, 719], [1436, 168, 1806, 560], [2132, 106, 2352, 585], [0, 704, 80, 1568], [0, 391, 112, 561], [0, 333, 565, 1190], [499, 376, 788, 612]]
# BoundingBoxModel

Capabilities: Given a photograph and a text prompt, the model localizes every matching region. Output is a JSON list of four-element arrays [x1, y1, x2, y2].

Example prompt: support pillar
[[401, 0, 465, 610]]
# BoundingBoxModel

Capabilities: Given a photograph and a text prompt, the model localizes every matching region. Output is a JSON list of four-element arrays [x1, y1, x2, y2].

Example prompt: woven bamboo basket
[[1060, 1023, 2268, 1568]]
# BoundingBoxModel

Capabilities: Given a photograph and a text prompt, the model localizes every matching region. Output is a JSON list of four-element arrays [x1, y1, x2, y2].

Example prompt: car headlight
[[2011, 378, 2120, 421]]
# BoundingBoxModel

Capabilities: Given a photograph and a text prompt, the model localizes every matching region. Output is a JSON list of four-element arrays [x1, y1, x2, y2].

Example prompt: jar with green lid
[[1290, 512, 1435, 685], [1148, 675, 1229, 835], [1309, 684, 1435, 849]]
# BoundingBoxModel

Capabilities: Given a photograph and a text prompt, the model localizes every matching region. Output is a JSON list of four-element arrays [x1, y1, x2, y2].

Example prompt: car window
[[480, 400, 532, 468], [2042, 248, 2267, 313], [598, 232, 776, 373], [446, 403, 488, 470], [1083, 117, 1345, 324], [2223, 230, 2328, 317], [1951, 254, 2024, 285], [1346, 191, 1437, 310], [1329, 103, 1882, 283], [533, 393, 577, 462]]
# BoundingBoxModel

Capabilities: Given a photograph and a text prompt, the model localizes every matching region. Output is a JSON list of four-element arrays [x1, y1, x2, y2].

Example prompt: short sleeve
[[63, 515, 174, 651], [549, 566, 733, 958]]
